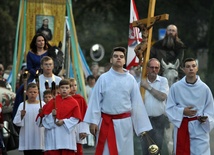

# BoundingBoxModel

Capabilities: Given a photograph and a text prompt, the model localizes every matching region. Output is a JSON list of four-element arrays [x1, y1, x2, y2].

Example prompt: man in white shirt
[[140, 58, 169, 155]]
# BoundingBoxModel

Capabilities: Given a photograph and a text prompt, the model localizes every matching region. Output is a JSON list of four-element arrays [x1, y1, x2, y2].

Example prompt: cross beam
[[133, 0, 169, 98], [132, 14, 169, 27]]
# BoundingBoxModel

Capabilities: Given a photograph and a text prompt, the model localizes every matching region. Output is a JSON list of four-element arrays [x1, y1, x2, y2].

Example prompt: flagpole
[[66, 0, 87, 99], [12, 0, 24, 91], [16, 0, 27, 80]]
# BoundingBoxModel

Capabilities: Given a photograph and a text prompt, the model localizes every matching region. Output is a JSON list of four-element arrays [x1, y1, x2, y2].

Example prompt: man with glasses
[[84, 47, 152, 155], [140, 58, 169, 155]]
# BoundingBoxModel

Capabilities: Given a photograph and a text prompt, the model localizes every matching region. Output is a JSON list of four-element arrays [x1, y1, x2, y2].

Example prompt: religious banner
[[126, 0, 142, 70], [26, 0, 66, 53]]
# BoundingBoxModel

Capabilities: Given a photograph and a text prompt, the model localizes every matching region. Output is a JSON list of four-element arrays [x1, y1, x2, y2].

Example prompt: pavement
[[7, 146, 95, 155], [6, 128, 214, 155]]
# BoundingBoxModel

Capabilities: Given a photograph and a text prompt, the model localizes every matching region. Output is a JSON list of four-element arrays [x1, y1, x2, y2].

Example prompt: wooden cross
[[132, 0, 169, 98]]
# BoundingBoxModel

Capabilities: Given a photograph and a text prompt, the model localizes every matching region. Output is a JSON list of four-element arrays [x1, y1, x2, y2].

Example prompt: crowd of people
[[0, 23, 213, 155]]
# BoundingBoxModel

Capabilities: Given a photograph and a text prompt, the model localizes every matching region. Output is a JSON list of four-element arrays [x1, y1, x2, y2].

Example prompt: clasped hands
[[183, 106, 208, 123], [52, 109, 64, 126]]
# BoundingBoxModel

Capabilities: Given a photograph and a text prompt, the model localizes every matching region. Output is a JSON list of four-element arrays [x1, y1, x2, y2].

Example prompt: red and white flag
[[126, 0, 142, 70]]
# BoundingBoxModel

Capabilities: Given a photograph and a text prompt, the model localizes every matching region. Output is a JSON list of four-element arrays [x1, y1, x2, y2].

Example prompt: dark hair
[[86, 75, 95, 82], [59, 79, 71, 87], [111, 47, 127, 58], [27, 82, 38, 90], [30, 33, 49, 54], [43, 89, 52, 96], [182, 58, 197, 67]]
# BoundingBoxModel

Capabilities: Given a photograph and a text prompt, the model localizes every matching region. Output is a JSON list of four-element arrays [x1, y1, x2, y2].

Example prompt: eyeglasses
[[113, 55, 125, 59], [43, 63, 53, 67], [149, 66, 159, 70]]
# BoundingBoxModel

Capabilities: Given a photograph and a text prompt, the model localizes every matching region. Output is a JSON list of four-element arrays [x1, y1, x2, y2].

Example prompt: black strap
[[3, 126, 19, 137]]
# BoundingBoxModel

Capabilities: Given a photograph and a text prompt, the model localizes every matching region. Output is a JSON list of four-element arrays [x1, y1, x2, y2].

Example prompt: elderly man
[[140, 58, 169, 155]]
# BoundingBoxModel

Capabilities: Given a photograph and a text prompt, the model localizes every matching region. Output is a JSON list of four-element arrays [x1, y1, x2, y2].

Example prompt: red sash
[[176, 117, 198, 155], [95, 112, 131, 155]]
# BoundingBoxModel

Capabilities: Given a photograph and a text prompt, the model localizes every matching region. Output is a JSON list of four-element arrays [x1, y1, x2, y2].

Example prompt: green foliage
[[0, 1, 19, 66], [0, 0, 213, 73], [73, 0, 130, 65], [72, 0, 213, 66], [206, 1, 214, 92]]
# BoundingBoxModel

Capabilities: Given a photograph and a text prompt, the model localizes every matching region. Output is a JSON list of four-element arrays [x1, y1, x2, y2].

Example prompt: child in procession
[[13, 83, 45, 155], [43, 89, 53, 104], [40, 79, 82, 155], [69, 78, 90, 155]]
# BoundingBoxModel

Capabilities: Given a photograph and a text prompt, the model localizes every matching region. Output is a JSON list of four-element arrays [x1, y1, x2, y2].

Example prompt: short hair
[[182, 58, 197, 67], [69, 78, 76, 83], [43, 89, 52, 96], [147, 58, 160, 67], [86, 75, 95, 82], [59, 79, 71, 87], [27, 82, 38, 90], [40, 56, 53, 65], [111, 47, 127, 58]]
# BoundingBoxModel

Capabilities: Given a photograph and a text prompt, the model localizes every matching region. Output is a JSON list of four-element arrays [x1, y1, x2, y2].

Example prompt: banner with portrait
[[26, 0, 66, 53]]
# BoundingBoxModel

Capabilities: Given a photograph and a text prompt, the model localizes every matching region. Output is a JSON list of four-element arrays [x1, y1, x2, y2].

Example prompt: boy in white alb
[[166, 58, 214, 155], [13, 83, 45, 155], [69, 78, 90, 155]]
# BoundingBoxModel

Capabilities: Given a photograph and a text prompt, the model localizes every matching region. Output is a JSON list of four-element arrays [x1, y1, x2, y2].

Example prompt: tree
[[72, 0, 212, 67], [0, 1, 19, 67], [206, 1, 214, 92]]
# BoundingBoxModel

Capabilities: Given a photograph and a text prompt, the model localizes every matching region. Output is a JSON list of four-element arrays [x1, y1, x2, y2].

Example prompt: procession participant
[[33, 56, 61, 101], [13, 34, 49, 118], [43, 89, 53, 104], [13, 56, 61, 118], [84, 47, 152, 155], [40, 79, 82, 155], [85, 75, 96, 100], [69, 78, 90, 155], [166, 58, 214, 155], [140, 58, 169, 155], [150, 24, 186, 78], [27, 33, 50, 82], [13, 83, 45, 155]]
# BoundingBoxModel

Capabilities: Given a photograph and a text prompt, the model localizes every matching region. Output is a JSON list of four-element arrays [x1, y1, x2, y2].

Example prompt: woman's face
[[36, 36, 45, 49]]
